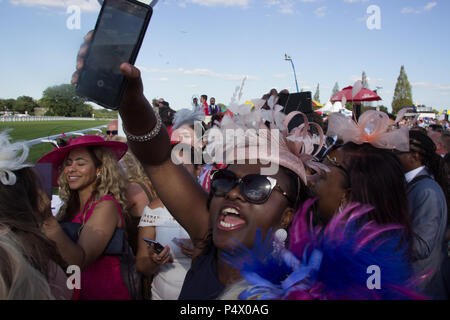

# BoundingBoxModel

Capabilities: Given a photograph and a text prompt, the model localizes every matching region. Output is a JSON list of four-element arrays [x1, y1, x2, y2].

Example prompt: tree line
[[2, 66, 432, 118], [312, 65, 434, 115], [0, 84, 118, 118]]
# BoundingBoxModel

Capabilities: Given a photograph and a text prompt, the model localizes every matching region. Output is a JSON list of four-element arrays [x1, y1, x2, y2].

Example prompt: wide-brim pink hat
[[37, 135, 128, 186]]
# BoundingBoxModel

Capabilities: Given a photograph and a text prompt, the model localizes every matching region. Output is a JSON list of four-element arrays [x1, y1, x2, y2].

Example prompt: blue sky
[[1, 0, 449, 112]]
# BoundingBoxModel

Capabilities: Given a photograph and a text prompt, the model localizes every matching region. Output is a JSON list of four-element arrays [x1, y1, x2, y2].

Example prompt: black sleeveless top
[[178, 244, 225, 300]]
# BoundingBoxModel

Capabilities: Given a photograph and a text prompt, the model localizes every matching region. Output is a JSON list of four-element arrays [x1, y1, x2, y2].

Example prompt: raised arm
[[118, 63, 210, 245]]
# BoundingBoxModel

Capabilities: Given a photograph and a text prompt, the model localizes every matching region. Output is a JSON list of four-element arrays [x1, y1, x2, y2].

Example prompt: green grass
[[0, 120, 110, 163]]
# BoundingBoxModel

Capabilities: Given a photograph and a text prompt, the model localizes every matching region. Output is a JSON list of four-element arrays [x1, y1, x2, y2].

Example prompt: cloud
[[149, 77, 169, 82], [138, 66, 259, 81], [424, 2, 437, 11], [350, 75, 384, 87], [344, 0, 370, 3], [10, 0, 100, 12], [401, 2, 437, 14], [265, 0, 295, 14], [401, 7, 420, 14], [188, 0, 252, 8], [314, 6, 327, 17], [412, 82, 450, 91], [273, 73, 288, 79]]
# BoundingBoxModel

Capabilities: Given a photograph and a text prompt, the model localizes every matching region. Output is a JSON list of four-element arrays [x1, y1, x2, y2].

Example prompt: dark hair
[[201, 95, 208, 101], [159, 105, 176, 127], [339, 143, 413, 251], [440, 131, 450, 154], [409, 130, 448, 198], [387, 113, 396, 121], [0, 167, 66, 276], [210, 113, 223, 126], [429, 124, 443, 133]]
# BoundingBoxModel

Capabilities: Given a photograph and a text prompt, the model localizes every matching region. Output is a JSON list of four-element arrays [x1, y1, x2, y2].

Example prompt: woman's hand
[[148, 244, 173, 265], [71, 30, 94, 85], [176, 238, 194, 259], [37, 189, 54, 221]]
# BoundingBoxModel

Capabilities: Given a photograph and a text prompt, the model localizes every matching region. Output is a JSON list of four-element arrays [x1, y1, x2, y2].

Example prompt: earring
[[338, 197, 347, 213], [96, 173, 102, 180], [272, 228, 288, 257]]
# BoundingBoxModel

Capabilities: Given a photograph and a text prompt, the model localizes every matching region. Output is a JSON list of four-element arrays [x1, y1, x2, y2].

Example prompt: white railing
[[0, 116, 115, 122], [25, 125, 109, 147]]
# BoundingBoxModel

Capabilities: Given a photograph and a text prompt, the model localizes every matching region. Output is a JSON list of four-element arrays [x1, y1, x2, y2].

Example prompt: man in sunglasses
[[106, 120, 118, 141]]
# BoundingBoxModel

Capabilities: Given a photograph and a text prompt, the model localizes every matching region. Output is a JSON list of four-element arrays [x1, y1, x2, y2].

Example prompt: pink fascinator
[[204, 80, 328, 183], [326, 110, 409, 152]]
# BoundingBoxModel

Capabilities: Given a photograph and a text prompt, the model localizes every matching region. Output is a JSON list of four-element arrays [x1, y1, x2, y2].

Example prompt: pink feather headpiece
[[204, 83, 328, 183], [326, 110, 410, 152]]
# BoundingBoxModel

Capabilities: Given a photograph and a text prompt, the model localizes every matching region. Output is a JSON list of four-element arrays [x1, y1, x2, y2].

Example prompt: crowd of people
[[1, 80, 449, 300], [1, 48, 450, 300]]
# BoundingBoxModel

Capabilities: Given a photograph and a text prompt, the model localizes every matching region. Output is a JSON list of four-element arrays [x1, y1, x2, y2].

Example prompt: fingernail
[[165, 245, 169, 248], [122, 64, 131, 74]]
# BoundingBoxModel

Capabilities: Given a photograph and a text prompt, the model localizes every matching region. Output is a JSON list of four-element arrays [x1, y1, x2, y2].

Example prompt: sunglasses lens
[[241, 175, 272, 203], [211, 171, 236, 196]]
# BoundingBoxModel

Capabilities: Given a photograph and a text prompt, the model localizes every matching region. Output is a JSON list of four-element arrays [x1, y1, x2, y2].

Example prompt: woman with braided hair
[[396, 129, 449, 299]]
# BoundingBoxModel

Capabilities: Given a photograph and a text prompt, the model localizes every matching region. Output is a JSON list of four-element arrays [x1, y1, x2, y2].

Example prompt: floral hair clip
[[326, 110, 410, 152], [0, 130, 33, 186]]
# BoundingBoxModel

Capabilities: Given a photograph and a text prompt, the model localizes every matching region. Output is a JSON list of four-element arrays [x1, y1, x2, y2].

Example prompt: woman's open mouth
[[217, 206, 246, 231]]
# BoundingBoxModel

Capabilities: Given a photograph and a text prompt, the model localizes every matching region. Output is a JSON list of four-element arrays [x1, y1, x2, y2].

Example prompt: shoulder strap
[[129, 179, 155, 203]]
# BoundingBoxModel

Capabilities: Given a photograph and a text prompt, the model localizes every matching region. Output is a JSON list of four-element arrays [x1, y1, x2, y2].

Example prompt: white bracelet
[[123, 112, 162, 142]]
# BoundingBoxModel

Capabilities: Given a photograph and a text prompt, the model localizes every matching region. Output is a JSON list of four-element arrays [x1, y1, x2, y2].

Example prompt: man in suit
[[396, 129, 448, 299], [208, 97, 219, 115]]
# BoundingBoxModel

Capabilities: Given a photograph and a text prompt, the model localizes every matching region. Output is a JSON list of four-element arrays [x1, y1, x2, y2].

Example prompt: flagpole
[[284, 54, 300, 93]]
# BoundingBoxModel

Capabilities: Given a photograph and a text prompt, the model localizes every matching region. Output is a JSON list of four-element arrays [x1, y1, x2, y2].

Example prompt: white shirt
[[405, 166, 426, 184], [138, 206, 191, 300]]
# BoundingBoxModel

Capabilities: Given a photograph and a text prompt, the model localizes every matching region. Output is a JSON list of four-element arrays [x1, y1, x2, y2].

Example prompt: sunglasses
[[210, 169, 293, 205], [106, 130, 118, 135]]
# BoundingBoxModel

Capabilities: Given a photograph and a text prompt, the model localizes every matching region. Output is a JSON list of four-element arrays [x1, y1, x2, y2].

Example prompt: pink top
[[72, 195, 131, 300]]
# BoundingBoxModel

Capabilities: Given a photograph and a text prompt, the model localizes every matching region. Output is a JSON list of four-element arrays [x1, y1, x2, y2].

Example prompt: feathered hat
[[169, 108, 205, 147], [326, 110, 410, 152], [223, 200, 427, 300], [0, 130, 33, 186], [38, 135, 128, 186], [203, 79, 328, 183]]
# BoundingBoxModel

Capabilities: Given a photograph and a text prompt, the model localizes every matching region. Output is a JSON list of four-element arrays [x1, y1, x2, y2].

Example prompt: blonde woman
[[0, 131, 71, 300], [39, 135, 133, 300], [112, 136, 157, 248], [0, 229, 54, 300]]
